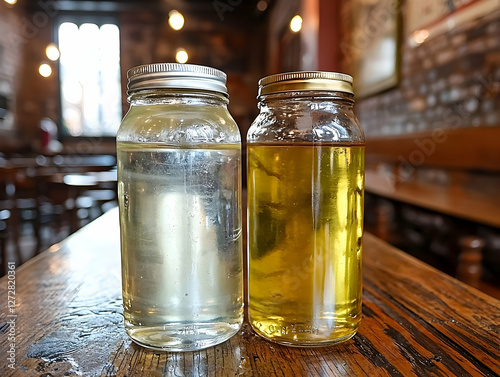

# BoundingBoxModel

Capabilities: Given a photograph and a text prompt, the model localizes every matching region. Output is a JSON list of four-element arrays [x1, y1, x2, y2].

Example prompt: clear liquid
[[117, 141, 243, 351], [247, 143, 364, 346]]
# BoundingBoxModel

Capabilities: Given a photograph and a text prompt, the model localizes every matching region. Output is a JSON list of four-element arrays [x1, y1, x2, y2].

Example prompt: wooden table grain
[[1, 208, 499, 376]]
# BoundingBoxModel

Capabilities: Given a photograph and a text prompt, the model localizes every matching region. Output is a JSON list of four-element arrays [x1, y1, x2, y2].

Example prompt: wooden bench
[[365, 126, 500, 290]]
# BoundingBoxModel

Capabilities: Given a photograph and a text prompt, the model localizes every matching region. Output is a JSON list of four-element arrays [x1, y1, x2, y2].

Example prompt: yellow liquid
[[247, 143, 364, 346]]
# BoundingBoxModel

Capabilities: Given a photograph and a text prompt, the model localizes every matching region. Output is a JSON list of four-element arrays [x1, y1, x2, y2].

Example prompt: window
[[57, 19, 122, 137]]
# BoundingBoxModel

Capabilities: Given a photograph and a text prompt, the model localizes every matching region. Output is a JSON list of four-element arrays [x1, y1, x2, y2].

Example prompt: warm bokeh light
[[169, 10, 185, 31], [257, 1, 267, 11], [290, 15, 302, 33], [46, 43, 60, 61], [412, 29, 430, 45], [39, 64, 52, 77], [176, 48, 188, 64], [4, 0, 17, 5]]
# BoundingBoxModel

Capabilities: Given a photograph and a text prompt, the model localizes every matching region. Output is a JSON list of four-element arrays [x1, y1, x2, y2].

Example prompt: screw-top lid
[[127, 63, 228, 95], [258, 71, 353, 97]]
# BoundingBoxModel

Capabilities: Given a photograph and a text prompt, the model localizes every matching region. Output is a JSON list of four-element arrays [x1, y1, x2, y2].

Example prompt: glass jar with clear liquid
[[117, 63, 243, 351], [247, 72, 365, 346]]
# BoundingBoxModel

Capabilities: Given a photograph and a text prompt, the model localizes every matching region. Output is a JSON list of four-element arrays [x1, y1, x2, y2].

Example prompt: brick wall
[[341, 4, 500, 138], [0, 2, 59, 150]]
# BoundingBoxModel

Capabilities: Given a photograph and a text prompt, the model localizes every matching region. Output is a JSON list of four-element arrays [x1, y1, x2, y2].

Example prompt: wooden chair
[[457, 236, 485, 288]]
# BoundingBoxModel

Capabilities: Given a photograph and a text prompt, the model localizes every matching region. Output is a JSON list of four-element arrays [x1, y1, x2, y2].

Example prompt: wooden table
[[1, 208, 499, 376]]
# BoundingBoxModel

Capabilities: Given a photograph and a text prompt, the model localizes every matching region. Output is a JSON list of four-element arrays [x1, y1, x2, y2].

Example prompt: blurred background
[[0, 0, 499, 296]]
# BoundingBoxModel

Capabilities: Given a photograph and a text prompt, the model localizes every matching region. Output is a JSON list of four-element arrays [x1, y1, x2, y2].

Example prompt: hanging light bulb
[[257, 1, 267, 11], [46, 43, 60, 61], [4, 0, 17, 5], [175, 48, 188, 64], [290, 15, 302, 33], [169, 10, 185, 31], [39, 64, 52, 78]]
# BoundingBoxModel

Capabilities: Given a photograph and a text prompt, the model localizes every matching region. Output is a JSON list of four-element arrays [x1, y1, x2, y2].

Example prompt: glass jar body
[[247, 91, 365, 346], [117, 90, 243, 351]]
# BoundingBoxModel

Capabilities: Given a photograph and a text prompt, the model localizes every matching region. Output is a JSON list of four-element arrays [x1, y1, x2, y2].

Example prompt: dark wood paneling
[[366, 126, 500, 172]]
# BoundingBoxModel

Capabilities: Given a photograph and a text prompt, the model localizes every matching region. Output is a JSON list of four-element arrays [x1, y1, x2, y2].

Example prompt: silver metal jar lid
[[127, 63, 228, 95], [258, 71, 353, 96]]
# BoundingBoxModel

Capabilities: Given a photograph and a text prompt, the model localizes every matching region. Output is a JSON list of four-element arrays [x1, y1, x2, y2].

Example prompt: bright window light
[[290, 15, 302, 33], [58, 20, 122, 137], [169, 10, 184, 30]]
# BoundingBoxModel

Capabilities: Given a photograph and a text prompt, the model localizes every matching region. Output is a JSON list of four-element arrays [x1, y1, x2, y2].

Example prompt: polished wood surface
[[1, 208, 499, 376]]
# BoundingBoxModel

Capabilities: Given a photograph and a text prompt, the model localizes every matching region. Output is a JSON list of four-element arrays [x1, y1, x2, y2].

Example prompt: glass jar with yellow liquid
[[247, 72, 364, 346], [117, 63, 243, 351]]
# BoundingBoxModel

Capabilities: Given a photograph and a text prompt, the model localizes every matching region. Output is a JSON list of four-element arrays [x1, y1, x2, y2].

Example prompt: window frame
[[55, 13, 123, 142]]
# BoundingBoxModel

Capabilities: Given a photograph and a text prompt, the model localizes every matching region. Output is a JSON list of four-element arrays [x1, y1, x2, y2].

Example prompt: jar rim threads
[[258, 71, 353, 97]]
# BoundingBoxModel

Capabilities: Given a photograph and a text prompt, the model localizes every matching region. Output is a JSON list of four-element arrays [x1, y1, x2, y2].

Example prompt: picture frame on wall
[[352, 0, 401, 98]]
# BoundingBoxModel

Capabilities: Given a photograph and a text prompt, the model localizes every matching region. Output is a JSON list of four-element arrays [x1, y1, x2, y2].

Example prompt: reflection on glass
[[59, 21, 122, 137]]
